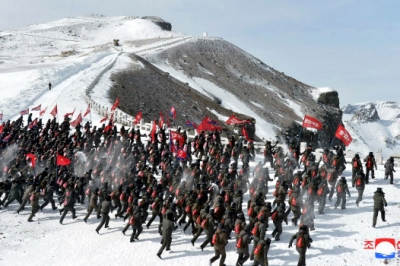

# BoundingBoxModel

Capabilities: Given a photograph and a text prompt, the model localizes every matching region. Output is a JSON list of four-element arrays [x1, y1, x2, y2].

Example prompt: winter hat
[[375, 187, 384, 193]]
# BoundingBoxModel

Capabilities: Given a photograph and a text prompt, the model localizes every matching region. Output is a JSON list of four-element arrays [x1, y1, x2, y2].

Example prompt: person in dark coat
[[48, 82, 52, 90], [83, 188, 99, 222], [334, 176, 351, 209], [27, 187, 44, 222], [372, 187, 387, 228], [60, 188, 78, 224], [354, 171, 365, 207], [210, 223, 228, 266], [96, 195, 111, 233], [289, 224, 313, 266], [236, 224, 252, 266], [40, 184, 57, 211], [364, 152, 377, 184], [3, 180, 22, 208], [384, 157, 396, 184], [252, 237, 271, 266], [157, 211, 177, 259]]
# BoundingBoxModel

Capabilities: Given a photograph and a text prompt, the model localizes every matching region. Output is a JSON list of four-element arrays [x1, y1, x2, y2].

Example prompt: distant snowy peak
[[342, 101, 400, 121]]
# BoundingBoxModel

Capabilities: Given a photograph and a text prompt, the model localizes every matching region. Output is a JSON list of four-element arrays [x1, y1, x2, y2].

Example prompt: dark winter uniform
[[372, 188, 387, 228], [3, 181, 22, 207], [364, 152, 377, 183], [236, 226, 252, 266], [252, 238, 271, 266], [59, 189, 77, 224], [157, 212, 177, 258], [40, 185, 57, 211], [351, 154, 363, 187], [334, 177, 351, 209], [27, 189, 44, 222], [355, 172, 365, 206], [289, 225, 313, 266], [384, 157, 396, 184], [96, 197, 111, 233], [210, 225, 228, 266], [83, 190, 99, 222]]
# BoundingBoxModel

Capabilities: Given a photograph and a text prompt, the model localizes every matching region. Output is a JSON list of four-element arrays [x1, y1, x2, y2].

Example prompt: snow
[[1, 157, 400, 266], [310, 87, 334, 101], [0, 15, 400, 266], [342, 101, 400, 158]]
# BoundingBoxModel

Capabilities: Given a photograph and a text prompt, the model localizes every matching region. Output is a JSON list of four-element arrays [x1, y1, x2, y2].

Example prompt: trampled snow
[[1, 158, 399, 266]]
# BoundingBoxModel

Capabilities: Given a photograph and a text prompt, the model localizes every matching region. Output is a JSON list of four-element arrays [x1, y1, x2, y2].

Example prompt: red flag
[[170, 131, 185, 147], [334, 124, 352, 146], [205, 116, 218, 125], [176, 149, 187, 160], [302, 115, 323, 130], [150, 120, 157, 142], [40, 106, 47, 116], [100, 113, 108, 123], [109, 112, 115, 124], [20, 108, 29, 115], [159, 111, 164, 128], [170, 106, 176, 120], [83, 104, 90, 117], [50, 105, 58, 117], [196, 120, 222, 133], [104, 125, 113, 133], [133, 111, 142, 125], [242, 124, 253, 142], [31, 104, 41, 111], [64, 108, 75, 117], [26, 153, 37, 168], [57, 154, 71, 166], [70, 113, 82, 127], [28, 118, 38, 129], [226, 114, 246, 125], [111, 97, 120, 111], [0, 124, 4, 134]]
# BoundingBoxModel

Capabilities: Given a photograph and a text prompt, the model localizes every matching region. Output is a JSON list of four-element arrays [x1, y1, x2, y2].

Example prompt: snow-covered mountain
[[0, 14, 399, 155], [0, 14, 342, 147], [342, 101, 400, 158]]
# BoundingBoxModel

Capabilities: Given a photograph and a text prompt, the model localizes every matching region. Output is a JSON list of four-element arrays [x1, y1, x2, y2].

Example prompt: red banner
[[50, 105, 58, 117], [302, 115, 323, 130], [159, 111, 164, 128], [57, 154, 71, 166], [226, 114, 245, 125], [26, 153, 37, 168], [170, 131, 185, 147], [242, 124, 253, 142], [70, 113, 82, 127], [334, 124, 352, 146], [111, 97, 119, 111], [133, 111, 142, 125], [83, 104, 90, 117], [39, 106, 47, 116]]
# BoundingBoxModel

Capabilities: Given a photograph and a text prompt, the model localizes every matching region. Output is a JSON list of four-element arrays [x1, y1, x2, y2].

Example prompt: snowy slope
[[342, 102, 400, 158]]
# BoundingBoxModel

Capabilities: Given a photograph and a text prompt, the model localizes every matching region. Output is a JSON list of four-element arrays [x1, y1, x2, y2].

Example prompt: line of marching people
[[0, 114, 393, 266]]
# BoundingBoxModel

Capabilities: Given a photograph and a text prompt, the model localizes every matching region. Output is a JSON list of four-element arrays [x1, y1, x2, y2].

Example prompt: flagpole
[[329, 137, 336, 149]]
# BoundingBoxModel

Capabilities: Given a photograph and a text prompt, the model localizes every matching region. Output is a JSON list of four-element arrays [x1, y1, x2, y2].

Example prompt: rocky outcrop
[[317, 91, 340, 108], [351, 103, 380, 122], [142, 16, 172, 31]]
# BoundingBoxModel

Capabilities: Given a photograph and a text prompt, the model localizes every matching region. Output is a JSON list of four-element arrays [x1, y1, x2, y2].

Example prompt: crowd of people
[[0, 114, 395, 266]]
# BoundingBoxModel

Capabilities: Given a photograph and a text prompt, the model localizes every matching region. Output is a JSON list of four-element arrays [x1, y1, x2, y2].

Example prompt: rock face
[[317, 91, 340, 108], [109, 37, 342, 147], [351, 103, 380, 122], [142, 16, 172, 31]]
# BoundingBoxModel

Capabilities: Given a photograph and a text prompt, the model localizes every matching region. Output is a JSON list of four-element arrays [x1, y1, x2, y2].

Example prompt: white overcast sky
[[1, 0, 399, 106]]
